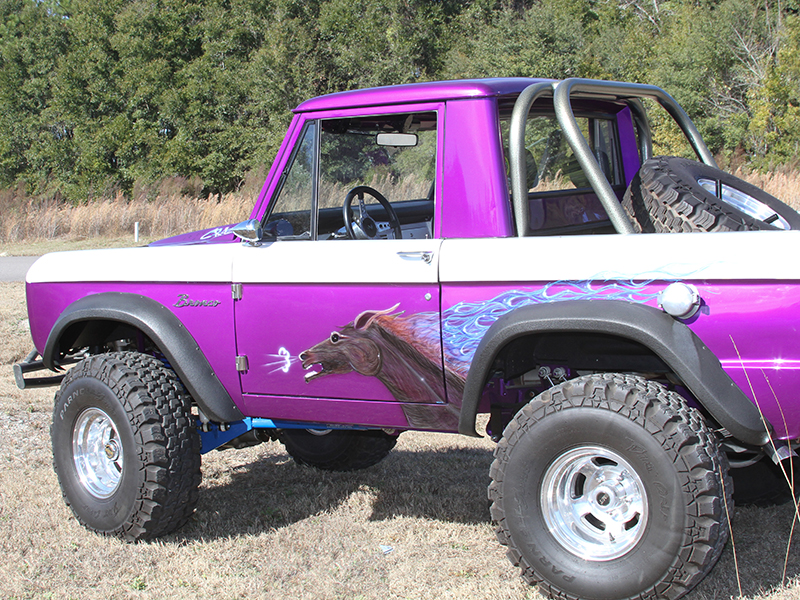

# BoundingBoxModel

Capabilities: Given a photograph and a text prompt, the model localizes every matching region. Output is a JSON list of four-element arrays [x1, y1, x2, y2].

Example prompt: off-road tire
[[623, 156, 800, 232], [278, 429, 397, 471], [489, 373, 731, 600], [51, 352, 201, 541]]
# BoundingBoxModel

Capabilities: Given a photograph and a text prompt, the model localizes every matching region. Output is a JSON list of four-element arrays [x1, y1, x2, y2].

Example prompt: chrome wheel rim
[[73, 407, 123, 498], [541, 445, 648, 561], [698, 178, 790, 229]]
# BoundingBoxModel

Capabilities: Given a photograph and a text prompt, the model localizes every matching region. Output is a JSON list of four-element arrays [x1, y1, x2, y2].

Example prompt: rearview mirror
[[376, 132, 418, 147]]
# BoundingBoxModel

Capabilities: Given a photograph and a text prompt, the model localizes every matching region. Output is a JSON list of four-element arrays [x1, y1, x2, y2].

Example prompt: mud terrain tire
[[278, 429, 397, 471], [623, 156, 800, 232], [489, 373, 731, 600], [51, 352, 201, 541]]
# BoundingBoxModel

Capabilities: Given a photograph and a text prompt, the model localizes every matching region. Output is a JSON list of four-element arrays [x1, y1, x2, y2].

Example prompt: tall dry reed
[[736, 167, 800, 211], [0, 189, 254, 244], [1, 167, 799, 245]]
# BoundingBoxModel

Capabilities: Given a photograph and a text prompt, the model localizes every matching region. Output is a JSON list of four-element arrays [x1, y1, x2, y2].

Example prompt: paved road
[[0, 256, 39, 282]]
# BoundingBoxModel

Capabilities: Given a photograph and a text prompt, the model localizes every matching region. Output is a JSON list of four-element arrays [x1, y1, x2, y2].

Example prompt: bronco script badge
[[174, 294, 221, 308]]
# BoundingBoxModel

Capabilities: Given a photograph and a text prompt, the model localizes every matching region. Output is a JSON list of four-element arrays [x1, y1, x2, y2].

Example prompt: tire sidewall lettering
[[53, 368, 140, 532]]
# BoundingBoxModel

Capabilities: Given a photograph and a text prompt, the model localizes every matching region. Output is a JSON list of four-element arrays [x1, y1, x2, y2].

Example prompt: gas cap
[[658, 282, 701, 319]]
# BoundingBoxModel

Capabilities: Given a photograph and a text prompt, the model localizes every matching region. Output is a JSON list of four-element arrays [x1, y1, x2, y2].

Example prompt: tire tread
[[52, 352, 201, 541], [489, 373, 732, 600]]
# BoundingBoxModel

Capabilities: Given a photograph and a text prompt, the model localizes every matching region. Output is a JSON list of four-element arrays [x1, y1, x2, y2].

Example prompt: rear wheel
[[623, 156, 800, 232], [278, 428, 397, 471], [490, 373, 730, 600], [51, 352, 201, 541]]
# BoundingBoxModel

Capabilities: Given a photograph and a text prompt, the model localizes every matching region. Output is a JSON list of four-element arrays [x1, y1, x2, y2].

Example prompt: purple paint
[[238, 394, 414, 430], [616, 106, 641, 187], [441, 98, 514, 239], [26, 281, 243, 406], [300, 305, 463, 430], [148, 224, 238, 247]]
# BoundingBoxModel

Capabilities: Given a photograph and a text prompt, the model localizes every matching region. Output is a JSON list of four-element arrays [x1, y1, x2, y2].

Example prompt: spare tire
[[623, 156, 800, 232]]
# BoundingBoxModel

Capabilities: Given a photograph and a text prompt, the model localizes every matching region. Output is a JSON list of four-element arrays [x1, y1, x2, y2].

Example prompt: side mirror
[[230, 219, 263, 246]]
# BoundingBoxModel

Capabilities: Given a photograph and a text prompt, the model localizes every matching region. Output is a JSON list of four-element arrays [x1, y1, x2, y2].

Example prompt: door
[[233, 108, 459, 431]]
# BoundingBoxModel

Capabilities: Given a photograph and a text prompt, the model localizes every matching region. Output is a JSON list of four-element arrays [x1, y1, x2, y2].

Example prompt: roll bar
[[509, 78, 718, 236]]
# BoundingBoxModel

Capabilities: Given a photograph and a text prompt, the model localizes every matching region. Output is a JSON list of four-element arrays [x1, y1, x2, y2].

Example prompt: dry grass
[[736, 167, 800, 211], [0, 191, 253, 245], [1, 166, 798, 253], [0, 283, 800, 599]]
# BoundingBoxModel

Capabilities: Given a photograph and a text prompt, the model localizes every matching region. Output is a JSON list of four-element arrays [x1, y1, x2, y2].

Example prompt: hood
[[148, 224, 238, 247]]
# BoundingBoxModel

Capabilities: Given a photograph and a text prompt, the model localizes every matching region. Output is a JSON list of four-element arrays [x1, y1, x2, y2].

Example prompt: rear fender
[[457, 300, 771, 447]]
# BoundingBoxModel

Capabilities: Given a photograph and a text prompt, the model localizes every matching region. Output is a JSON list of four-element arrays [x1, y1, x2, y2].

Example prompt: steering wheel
[[343, 186, 402, 240]]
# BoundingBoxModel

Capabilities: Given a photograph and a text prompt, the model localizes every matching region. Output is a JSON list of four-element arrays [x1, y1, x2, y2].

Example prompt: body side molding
[[43, 292, 243, 423], [457, 300, 771, 447]]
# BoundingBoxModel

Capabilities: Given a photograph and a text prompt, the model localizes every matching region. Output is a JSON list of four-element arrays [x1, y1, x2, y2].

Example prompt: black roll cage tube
[[508, 78, 718, 236]]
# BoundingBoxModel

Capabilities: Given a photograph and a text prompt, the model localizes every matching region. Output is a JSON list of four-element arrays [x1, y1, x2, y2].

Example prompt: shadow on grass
[[171, 444, 493, 542], [163, 441, 800, 600], [692, 501, 800, 599]]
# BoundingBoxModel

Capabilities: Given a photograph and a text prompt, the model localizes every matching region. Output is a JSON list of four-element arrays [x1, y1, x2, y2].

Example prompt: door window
[[265, 122, 316, 240], [265, 112, 437, 241]]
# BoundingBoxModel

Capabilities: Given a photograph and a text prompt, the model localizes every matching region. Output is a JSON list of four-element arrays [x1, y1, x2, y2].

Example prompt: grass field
[[2, 280, 800, 599]]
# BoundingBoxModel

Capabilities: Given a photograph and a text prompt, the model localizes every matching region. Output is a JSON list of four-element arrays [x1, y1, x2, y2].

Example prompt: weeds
[[731, 335, 800, 589], [0, 176, 258, 245], [0, 168, 797, 246]]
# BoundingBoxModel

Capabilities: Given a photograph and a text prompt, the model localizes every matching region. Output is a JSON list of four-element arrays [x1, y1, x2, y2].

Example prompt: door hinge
[[232, 283, 242, 300], [235, 355, 249, 372]]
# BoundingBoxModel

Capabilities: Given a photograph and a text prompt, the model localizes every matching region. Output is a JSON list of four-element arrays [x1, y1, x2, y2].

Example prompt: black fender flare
[[43, 292, 244, 423], [457, 299, 771, 447]]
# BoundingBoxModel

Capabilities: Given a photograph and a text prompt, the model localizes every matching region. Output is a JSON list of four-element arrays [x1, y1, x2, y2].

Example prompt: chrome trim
[[397, 250, 433, 264]]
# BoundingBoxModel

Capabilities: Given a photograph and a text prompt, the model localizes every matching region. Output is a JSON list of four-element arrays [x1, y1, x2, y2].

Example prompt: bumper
[[13, 349, 83, 389]]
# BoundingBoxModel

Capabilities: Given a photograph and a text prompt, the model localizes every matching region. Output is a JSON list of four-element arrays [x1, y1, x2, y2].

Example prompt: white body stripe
[[439, 231, 800, 283], [231, 239, 442, 284], [26, 230, 800, 286], [26, 245, 239, 284], [27, 239, 443, 285]]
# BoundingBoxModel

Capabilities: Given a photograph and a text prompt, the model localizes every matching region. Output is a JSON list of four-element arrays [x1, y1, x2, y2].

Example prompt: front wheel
[[51, 352, 201, 541], [489, 373, 731, 600]]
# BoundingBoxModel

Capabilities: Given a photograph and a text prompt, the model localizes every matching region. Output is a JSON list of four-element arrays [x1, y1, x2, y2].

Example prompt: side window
[[317, 112, 437, 240], [265, 122, 316, 240], [502, 113, 622, 235], [521, 115, 622, 191]]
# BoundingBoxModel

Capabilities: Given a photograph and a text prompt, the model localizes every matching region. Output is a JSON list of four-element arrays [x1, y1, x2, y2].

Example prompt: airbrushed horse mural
[[300, 304, 467, 430], [299, 283, 665, 429]]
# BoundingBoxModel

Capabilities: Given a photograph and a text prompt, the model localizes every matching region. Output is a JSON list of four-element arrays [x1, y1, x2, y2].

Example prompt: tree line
[[1, 0, 798, 202]]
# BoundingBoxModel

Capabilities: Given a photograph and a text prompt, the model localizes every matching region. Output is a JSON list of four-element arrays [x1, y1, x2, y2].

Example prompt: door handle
[[397, 251, 434, 264]]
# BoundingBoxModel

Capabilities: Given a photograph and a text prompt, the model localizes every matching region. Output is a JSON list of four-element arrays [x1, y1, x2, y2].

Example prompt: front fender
[[457, 300, 771, 446], [43, 292, 244, 423]]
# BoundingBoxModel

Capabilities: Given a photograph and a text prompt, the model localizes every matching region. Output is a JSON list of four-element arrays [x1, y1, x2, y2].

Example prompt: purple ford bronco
[[14, 78, 800, 600]]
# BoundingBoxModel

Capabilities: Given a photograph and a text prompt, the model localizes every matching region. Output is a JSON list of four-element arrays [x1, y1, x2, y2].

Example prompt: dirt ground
[[2, 281, 800, 600]]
